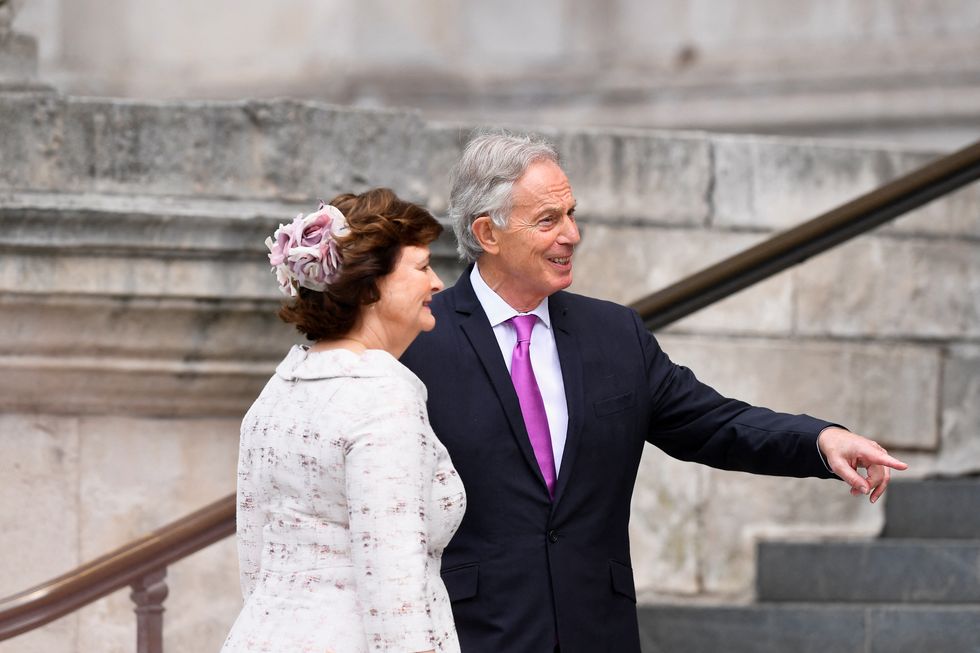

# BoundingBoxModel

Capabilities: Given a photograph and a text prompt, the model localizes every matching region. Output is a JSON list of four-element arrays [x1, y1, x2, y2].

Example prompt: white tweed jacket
[[221, 346, 466, 653]]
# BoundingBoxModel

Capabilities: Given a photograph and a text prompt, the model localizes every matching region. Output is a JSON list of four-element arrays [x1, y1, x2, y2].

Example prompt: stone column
[[0, 0, 40, 87]]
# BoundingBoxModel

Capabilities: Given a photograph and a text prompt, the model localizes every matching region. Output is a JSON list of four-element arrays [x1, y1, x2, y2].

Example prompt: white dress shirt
[[470, 264, 569, 474]]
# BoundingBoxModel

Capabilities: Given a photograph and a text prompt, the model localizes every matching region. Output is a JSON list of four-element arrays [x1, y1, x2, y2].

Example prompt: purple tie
[[508, 315, 556, 498]]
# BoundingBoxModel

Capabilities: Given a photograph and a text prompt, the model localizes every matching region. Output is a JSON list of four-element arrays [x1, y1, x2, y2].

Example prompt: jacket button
[[548, 529, 559, 543]]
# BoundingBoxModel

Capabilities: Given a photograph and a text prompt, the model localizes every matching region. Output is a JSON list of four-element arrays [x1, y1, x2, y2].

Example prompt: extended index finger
[[864, 450, 909, 471]]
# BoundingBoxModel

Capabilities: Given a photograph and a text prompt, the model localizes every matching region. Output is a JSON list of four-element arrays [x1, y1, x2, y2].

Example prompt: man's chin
[[555, 270, 574, 290]]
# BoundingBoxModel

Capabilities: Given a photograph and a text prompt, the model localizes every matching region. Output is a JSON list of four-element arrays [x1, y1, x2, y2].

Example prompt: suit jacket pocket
[[609, 560, 636, 602], [594, 391, 635, 418], [441, 563, 479, 602]]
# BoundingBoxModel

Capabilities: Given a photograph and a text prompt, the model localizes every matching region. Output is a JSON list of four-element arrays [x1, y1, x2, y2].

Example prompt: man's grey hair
[[448, 131, 560, 262]]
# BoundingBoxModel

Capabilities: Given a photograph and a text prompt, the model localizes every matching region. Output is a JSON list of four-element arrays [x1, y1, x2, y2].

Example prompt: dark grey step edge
[[883, 478, 980, 539], [757, 539, 980, 603], [638, 603, 980, 653]]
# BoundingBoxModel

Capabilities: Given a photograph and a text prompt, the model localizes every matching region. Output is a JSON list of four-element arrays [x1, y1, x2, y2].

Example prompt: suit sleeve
[[633, 310, 836, 479], [344, 377, 436, 652]]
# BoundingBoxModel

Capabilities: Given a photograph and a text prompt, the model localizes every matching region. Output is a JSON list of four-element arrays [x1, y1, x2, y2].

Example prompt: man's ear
[[472, 216, 499, 255]]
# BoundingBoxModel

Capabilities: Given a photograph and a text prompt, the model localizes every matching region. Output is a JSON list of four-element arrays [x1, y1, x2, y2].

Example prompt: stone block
[[698, 471, 882, 596], [0, 294, 294, 360], [712, 136, 890, 231], [0, 95, 442, 200], [758, 540, 980, 602], [73, 416, 240, 653], [637, 604, 980, 653], [937, 344, 980, 476], [414, 124, 468, 216], [655, 334, 940, 450], [869, 606, 980, 653], [551, 128, 711, 226], [712, 137, 980, 240], [883, 478, 980, 539], [794, 236, 980, 339], [638, 604, 866, 653], [571, 224, 793, 335], [629, 448, 706, 598], [0, 249, 271, 300], [0, 354, 275, 417], [0, 413, 80, 652], [883, 151, 980, 240]]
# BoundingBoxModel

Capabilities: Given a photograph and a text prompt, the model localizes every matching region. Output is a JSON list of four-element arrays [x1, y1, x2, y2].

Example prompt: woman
[[221, 189, 466, 653]]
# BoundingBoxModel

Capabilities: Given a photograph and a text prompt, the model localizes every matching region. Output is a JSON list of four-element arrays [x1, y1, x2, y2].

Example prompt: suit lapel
[[452, 269, 551, 493], [549, 291, 584, 508]]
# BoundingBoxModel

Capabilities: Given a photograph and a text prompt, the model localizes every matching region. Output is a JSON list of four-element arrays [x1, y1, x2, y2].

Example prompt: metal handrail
[[1, 139, 979, 647], [0, 494, 235, 642], [631, 139, 980, 329]]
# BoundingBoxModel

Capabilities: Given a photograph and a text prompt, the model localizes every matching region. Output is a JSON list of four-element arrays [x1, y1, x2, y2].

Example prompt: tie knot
[[510, 314, 537, 343]]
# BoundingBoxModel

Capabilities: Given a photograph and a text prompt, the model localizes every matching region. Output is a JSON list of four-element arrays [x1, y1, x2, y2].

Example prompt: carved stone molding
[[0, 192, 463, 416]]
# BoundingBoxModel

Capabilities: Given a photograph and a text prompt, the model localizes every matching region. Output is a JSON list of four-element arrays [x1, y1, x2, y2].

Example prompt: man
[[401, 132, 907, 653]]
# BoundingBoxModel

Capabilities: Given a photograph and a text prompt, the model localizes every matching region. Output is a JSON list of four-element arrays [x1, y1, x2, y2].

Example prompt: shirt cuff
[[816, 424, 848, 476]]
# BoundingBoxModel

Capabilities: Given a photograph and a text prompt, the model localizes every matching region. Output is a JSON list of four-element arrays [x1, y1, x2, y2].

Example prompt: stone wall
[[14, 0, 980, 148], [1, 93, 977, 651]]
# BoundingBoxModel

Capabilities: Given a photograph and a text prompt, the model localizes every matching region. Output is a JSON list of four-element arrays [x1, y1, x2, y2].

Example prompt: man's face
[[479, 160, 581, 311]]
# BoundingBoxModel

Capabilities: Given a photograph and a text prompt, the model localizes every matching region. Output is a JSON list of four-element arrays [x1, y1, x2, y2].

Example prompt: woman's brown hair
[[278, 188, 443, 341]]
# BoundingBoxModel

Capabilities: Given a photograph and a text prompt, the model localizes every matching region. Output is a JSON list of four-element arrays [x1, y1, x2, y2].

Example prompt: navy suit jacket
[[401, 267, 835, 653]]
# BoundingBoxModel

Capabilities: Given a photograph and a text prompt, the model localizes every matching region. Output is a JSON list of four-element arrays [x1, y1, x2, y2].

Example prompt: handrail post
[[131, 568, 168, 653]]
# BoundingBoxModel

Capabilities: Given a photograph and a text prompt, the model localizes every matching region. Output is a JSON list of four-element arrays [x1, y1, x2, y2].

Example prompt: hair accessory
[[265, 202, 349, 296]]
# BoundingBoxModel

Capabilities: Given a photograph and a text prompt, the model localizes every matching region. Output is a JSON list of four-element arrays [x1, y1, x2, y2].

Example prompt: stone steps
[[883, 477, 980, 539], [639, 478, 980, 652], [637, 604, 980, 653], [757, 539, 980, 603]]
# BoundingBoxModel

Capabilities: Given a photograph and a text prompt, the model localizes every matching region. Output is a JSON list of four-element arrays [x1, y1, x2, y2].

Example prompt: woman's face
[[374, 244, 444, 339]]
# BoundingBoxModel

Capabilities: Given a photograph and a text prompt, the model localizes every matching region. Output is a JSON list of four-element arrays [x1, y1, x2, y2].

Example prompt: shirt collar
[[470, 262, 551, 330]]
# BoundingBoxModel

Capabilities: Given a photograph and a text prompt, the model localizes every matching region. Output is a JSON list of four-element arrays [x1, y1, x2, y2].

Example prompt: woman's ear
[[471, 216, 499, 255]]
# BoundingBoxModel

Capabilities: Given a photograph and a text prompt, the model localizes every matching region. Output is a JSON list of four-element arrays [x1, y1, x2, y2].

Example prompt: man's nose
[[559, 216, 581, 245]]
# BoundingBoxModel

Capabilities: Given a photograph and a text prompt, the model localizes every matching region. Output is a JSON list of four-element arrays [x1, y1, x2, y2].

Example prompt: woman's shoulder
[[273, 345, 423, 394]]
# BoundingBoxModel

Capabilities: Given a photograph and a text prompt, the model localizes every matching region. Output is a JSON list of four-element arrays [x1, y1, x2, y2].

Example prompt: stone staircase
[[637, 478, 980, 653]]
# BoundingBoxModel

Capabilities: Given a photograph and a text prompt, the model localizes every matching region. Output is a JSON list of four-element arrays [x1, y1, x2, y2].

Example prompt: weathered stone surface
[[551, 129, 711, 226], [712, 137, 980, 239], [0, 413, 81, 653], [629, 448, 706, 599], [883, 478, 980, 539], [698, 471, 882, 596], [758, 539, 980, 602], [870, 606, 980, 653], [0, 30, 37, 83], [712, 135, 892, 231], [937, 344, 980, 476], [794, 236, 980, 338], [571, 224, 793, 335], [0, 190, 465, 417], [0, 295, 294, 360], [883, 151, 980, 240], [0, 95, 439, 200], [73, 416, 240, 653], [638, 604, 867, 653], [638, 604, 980, 653], [655, 334, 940, 450]]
